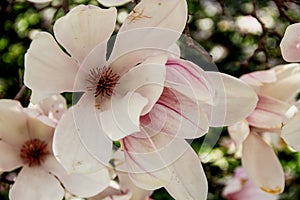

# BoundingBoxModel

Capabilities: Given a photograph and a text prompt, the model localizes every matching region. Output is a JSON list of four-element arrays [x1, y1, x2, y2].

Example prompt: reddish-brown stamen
[[87, 67, 120, 98], [20, 139, 50, 167]]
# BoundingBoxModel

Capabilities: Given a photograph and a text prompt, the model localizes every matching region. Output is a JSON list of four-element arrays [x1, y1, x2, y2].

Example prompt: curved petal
[[44, 156, 110, 198], [0, 142, 22, 171], [109, 0, 187, 71], [115, 55, 167, 115], [242, 132, 284, 194], [165, 58, 214, 104], [9, 166, 64, 200], [165, 144, 208, 200], [53, 106, 109, 173], [54, 5, 117, 63], [118, 172, 153, 200], [24, 32, 80, 93], [73, 93, 113, 166], [240, 70, 276, 91], [260, 63, 300, 102], [97, 0, 131, 7], [247, 95, 290, 129], [228, 120, 250, 147], [100, 92, 148, 141], [141, 87, 209, 139], [121, 131, 191, 190], [282, 112, 300, 151], [203, 72, 258, 126], [0, 100, 29, 147], [280, 23, 300, 62]]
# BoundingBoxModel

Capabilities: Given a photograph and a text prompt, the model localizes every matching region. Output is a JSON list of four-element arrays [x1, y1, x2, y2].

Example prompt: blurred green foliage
[[0, 0, 300, 199]]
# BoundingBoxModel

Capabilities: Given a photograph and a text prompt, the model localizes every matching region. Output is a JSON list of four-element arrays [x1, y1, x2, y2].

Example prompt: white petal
[[109, 0, 187, 72], [203, 72, 258, 126], [73, 93, 113, 166], [260, 63, 300, 102], [45, 156, 110, 198], [100, 92, 148, 141], [282, 112, 300, 151], [242, 132, 284, 194], [228, 120, 250, 147], [0, 142, 22, 171], [118, 172, 153, 200], [165, 144, 208, 200], [24, 32, 80, 93], [54, 5, 116, 63], [9, 166, 64, 200], [97, 0, 131, 7], [115, 55, 167, 115], [53, 106, 110, 173], [0, 100, 29, 147]]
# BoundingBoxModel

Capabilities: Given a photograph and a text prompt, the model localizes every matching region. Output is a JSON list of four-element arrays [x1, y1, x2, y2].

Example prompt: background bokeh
[[0, 0, 300, 199]]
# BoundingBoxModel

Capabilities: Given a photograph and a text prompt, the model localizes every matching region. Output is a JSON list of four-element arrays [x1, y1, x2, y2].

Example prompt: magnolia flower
[[280, 23, 300, 62], [24, 1, 258, 199], [228, 63, 300, 195], [97, 0, 132, 7], [222, 167, 278, 200], [0, 99, 110, 200]]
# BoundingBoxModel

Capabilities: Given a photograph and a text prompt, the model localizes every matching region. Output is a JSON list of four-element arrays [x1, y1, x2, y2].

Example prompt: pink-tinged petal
[[53, 106, 109, 173], [115, 55, 167, 115], [0, 100, 29, 147], [242, 132, 284, 194], [141, 87, 209, 139], [24, 32, 80, 93], [118, 172, 153, 200], [121, 132, 191, 190], [165, 58, 214, 104], [9, 166, 64, 200], [260, 63, 300, 101], [282, 112, 300, 151], [44, 156, 110, 198], [228, 120, 250, 147], [165, 144, 208, 200], [240, 70, 276, 90], [73, 93, 113, 166], [100, 92, 148, 141], [247, 95, 290, 129], [35, 94, 67, 121], [223, 168, 278, 200], [280, 23, 300, 62], [0, 142, 22, 171], [97, 0, 131, 7], [54, 5, 116, 63], [203, 72, 258, 126], [109, 0, 187, 72]]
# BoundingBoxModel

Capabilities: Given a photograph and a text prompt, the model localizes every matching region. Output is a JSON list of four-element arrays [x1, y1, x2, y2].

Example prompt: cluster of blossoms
[[222, 22, 300, 199], [1, 0, 300, 200]]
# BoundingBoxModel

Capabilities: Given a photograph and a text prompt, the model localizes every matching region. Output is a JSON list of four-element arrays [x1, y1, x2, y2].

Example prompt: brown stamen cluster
[[87, 67, 120, 98], [20, 139, 50, 167]]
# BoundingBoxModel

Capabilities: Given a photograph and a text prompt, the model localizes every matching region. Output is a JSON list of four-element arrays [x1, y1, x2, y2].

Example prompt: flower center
[[87, 67, 120, 98], [20, 139, 50, 167]]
